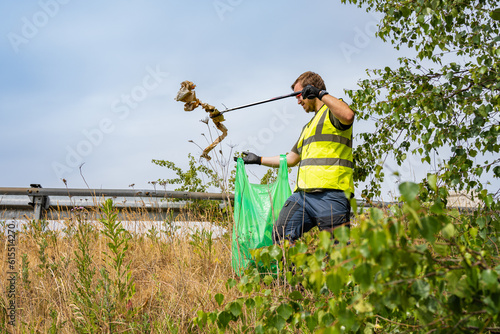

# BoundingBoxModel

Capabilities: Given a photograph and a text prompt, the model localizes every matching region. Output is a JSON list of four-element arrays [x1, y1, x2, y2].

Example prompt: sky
[[0, 0, 470, 200]]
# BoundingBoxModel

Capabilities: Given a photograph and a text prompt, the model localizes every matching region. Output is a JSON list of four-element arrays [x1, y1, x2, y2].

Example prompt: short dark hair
[[291, 71, 326, 91]]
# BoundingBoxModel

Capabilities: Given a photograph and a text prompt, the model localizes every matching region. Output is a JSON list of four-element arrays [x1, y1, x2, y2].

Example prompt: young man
[[238, 71, 355, 243]]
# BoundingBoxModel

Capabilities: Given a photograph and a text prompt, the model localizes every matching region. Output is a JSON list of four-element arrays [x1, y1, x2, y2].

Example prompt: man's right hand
[[234, 151, 262, 164]]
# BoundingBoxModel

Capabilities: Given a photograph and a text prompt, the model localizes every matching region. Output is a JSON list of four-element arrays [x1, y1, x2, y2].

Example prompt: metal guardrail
[[0, 185, 234, 199], [1, 184, 477, 221], [0, 184, 234, 221]]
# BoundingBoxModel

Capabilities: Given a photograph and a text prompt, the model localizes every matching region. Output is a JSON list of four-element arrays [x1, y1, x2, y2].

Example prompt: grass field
[[1, 199, 238, 333]]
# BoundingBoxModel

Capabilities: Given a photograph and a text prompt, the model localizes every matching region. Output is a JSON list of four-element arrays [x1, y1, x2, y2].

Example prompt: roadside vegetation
[[2, 0, 500, 332], [1, 172, 498, 333], [0, 198, 236, 333]]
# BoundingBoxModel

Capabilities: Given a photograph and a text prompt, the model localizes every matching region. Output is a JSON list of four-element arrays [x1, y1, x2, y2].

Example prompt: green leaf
[[305, 315, 317, 332], [493, 166, 500, 178], [490, 8, 500, 21], [263, 275, 274, 285], [270, 314, 286, 331], [454, 276, 473, 299], [226, 278, 238, 289], [276, 303, 294, 321], [245, 298, 255, 309], [427, 173, 437, 191], [338, 306, 356, 331], [354, 299, 374, 313], [350, 195, 358, 215], [269, 245, 282, 261], [319, 231, 332, 250], [418, 216, 442, 242], [441, 223, 456, 239], [320, 312, 335, 327], [369, 207, 384, 223], [353, 263, 373, 290], [217, 310, 232, 328], [399, 182, 420, 202], [208, 312, 217, 323], [326, 268, 349, 295], [289, 291, 303, 301], [469, 227, 478, 239], [257, 248, 270, 267], [308, 270, 325, 293], [295, 241, 308, 254], [412, 280, 430, 299], [334, 226, 350, 245], [229, 301, 242, 317], [215, 293, 224, 306], [195, 310, 208, 327], [481, 269, 498, 289], [254, 295, 264, 308], [369, 230, 387, 255], [433, 243, 449, 256], [326, 272, 342, 295]]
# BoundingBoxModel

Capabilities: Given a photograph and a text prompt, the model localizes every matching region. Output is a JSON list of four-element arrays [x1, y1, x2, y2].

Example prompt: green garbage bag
[[232, 154, 291, 275]]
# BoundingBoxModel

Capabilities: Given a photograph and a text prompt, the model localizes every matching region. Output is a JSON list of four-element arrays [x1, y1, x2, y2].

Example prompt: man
[[237, 71, 355, 243]]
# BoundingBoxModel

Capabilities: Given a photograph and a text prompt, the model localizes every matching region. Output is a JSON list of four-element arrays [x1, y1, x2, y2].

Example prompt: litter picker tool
[[220, 91, 301, 114], [175, 80, 300, 160]]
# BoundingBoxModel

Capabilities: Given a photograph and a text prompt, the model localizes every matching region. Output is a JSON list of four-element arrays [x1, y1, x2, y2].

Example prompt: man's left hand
[[302, 85, 328, 100], [302, 85, 320, 99]]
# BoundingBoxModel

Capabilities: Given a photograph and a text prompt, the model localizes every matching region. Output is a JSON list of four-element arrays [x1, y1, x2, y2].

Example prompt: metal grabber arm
[[175, 81, 300, 160]]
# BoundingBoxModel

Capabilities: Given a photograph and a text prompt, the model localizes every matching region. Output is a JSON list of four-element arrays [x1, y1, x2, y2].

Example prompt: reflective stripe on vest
[[296, 104, 354, 193]]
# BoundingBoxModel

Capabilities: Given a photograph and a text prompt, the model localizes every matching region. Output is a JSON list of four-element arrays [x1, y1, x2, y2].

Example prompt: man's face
[[293, 83, 315, 113]]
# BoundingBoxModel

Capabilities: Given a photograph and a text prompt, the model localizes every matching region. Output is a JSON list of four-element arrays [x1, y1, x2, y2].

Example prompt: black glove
[[302, 85, 328, 100], [234, 151, 262, 164]]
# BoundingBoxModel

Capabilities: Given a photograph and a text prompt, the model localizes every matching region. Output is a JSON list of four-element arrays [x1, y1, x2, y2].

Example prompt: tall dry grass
[[0, 199, 240, 333]]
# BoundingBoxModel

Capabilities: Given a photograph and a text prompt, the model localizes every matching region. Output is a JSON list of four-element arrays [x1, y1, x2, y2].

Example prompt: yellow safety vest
[[295, 104, 354, 193]]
